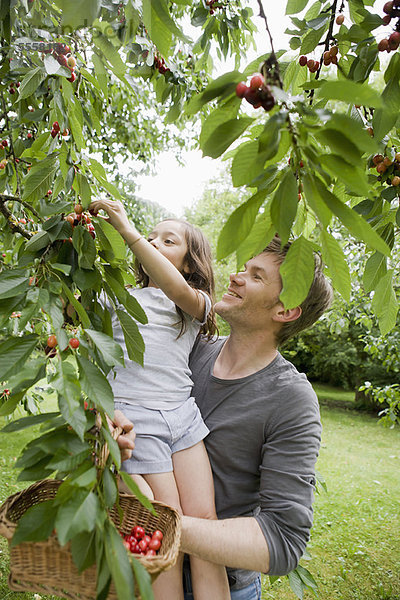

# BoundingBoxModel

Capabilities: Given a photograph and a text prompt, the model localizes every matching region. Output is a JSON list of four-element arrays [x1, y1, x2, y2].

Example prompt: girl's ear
[[182, 260, 191, 275], [272, 304, 302, 323]]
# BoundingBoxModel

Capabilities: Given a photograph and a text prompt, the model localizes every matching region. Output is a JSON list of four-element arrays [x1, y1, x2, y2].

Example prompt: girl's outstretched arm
[[89, 199, 206, 321]]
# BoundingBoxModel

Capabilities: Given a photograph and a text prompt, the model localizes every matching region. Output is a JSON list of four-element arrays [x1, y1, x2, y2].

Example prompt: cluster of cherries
[[50, 120, 68, 139], [206, 0, 224, 15], [43, 42, 77, 82], [121, 525, 164, 557], [153, 55, 170, 75], [65, 203, 96, 239], [299, 46, 339, 72], [8, 81, 20, 95], [45, 334, 80, 358], [371, 152, 400, 186], [378, 1, 400, 51], [235, 74, 275, 112]]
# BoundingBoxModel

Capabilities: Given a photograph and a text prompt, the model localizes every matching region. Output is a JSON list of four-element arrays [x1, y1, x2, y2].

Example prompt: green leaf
[[94, 217, 126, 261], [72, 225, 97, 270], [57, 0, 100, 29], [77, 355, 114, 415], [270, 169, 299, 245], [94, 32, 126, 77], [320, 230, 351, 301], [115, 309, 145, 365], [0, 357, 47, 416], [0, 334, 38, 381], [104, 521, 136, 600], [363, 252, 387, 293], [22, 156, 59, 203], [85, 329, 125, 368], [55, 490, 100, 546], [231, 141, 266, 187], [314, 179, 391, 256], [186, 71, 242, 115], [235, 213, 275, 270], [302, 174, 332, 228], [280, 237, 315, 310], [372, 107, 398, 141], [0, 270, 29, 299], [1, 412, 59, 433], [53, 359, 86, 440], [286, 0, 309, 14], [130, 554, 154, 600], [315, 129, 362, 166], [61, 281, 91, 328], [119, 472, 156, 514], [371, 270, 398, 336], [201, 117, 254, 159], [11, 500, 58, 547], [71, 530, 96, 573], [318, 80, 383, 108], [326, 113, 378, 154], [288, 569, 304, 599], [18, 66, 46, 100], [319, 154, 370, 196], [102, 468, 118, 508], [300, 25, 327, 54], [217, 190, 267, 260], [24, 230, 51, 253]]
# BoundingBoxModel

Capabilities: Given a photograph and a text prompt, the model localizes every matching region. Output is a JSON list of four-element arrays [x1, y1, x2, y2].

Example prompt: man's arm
[[180, 515, 270, 573]]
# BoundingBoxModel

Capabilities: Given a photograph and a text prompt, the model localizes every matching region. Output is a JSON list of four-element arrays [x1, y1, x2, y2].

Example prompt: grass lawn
[[1, 393, 399, 600]]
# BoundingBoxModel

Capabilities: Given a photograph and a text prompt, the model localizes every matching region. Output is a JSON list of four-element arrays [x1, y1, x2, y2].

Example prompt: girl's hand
[[89, 198, 133, 237]]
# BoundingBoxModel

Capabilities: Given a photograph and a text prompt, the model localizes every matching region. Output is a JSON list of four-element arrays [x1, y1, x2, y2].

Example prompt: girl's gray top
[[189, 335, 321, 586]]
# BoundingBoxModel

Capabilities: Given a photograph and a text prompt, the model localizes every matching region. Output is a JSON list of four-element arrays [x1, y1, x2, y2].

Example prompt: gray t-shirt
[[108, 287, 211, 410], [189, 335, 321, 586]]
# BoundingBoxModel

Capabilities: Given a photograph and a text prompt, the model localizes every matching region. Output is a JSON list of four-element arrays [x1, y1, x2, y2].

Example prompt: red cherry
[[27, 132, 33, 139], [235, 81, 247, 98], [148, 538, 161, 551], [336, 14, 344, 25], [69, 338, 80, 349], [388, 31, 400, 49], [249, 73, 264, 90], [382, 14, 392, 24], [51, 129, 57, 138], [138, 538, 149, 552], [383, 1, 394, 14], [299, 55, 307, 67], [1, 140, 8, 147], [74, 203, 83, 214], [145, 549, 156, 556], [47, 335, 58, 348], [152, 530, 163, 541], [67, 72, 76, 82], [52, 121, 60, 132], [378, 38, 390, 52], [132, 526, 145, 540]]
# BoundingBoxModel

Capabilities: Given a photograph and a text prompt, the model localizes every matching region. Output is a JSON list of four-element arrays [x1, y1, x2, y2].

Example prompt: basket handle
[[98, 413, 123, 469]]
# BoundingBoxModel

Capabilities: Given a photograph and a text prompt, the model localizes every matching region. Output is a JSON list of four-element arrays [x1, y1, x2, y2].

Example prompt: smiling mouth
[[226, 289, 241, 299]]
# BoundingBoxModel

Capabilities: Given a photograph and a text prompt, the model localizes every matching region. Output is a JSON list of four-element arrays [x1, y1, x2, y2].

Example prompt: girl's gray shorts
[[115, 397, 209, 474]]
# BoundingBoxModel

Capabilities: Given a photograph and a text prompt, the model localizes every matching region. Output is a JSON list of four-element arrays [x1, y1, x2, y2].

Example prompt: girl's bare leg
[[173, 442, 230, 600], [143, 472, 184, 600]]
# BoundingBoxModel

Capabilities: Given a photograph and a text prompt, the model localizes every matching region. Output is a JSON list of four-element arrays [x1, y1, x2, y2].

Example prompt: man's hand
[[109, 409, 136, 462]]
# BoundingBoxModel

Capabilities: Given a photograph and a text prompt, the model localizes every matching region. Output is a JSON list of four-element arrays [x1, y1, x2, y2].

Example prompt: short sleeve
[[195, 290, 212, 326]]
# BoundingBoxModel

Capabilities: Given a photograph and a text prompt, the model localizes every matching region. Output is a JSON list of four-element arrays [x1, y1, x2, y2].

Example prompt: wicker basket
[[0, 478, 181, 599]]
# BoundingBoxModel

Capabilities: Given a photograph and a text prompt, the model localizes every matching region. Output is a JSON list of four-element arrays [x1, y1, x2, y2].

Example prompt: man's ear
[[272, 304, 302, 323]]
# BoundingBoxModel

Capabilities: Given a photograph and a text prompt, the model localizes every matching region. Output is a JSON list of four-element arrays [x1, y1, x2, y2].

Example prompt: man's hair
[[263, 235, 333, 347]]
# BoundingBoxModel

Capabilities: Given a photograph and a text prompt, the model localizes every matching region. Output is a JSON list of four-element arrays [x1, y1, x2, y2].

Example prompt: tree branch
[[0, 195, 33, 239], [256, 0, 283, 89]]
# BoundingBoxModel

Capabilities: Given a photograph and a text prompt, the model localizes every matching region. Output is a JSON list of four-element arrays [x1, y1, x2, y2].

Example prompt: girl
[[89, 198, 230, 600]]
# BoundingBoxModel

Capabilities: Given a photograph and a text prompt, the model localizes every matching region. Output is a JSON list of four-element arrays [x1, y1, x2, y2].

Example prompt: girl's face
[[147, 220, 190, 275]]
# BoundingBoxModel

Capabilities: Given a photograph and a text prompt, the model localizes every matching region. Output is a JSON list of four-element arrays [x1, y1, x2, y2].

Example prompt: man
[[117, 236, 332, 599], [179, 236, 333, 599]]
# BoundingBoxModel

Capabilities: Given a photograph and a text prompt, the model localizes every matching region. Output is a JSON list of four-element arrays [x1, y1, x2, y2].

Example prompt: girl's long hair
[[135, 219, 217, 339]]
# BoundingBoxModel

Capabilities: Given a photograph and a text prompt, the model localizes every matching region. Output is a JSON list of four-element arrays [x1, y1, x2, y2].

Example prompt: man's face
[[215, 252, 283, 329]]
